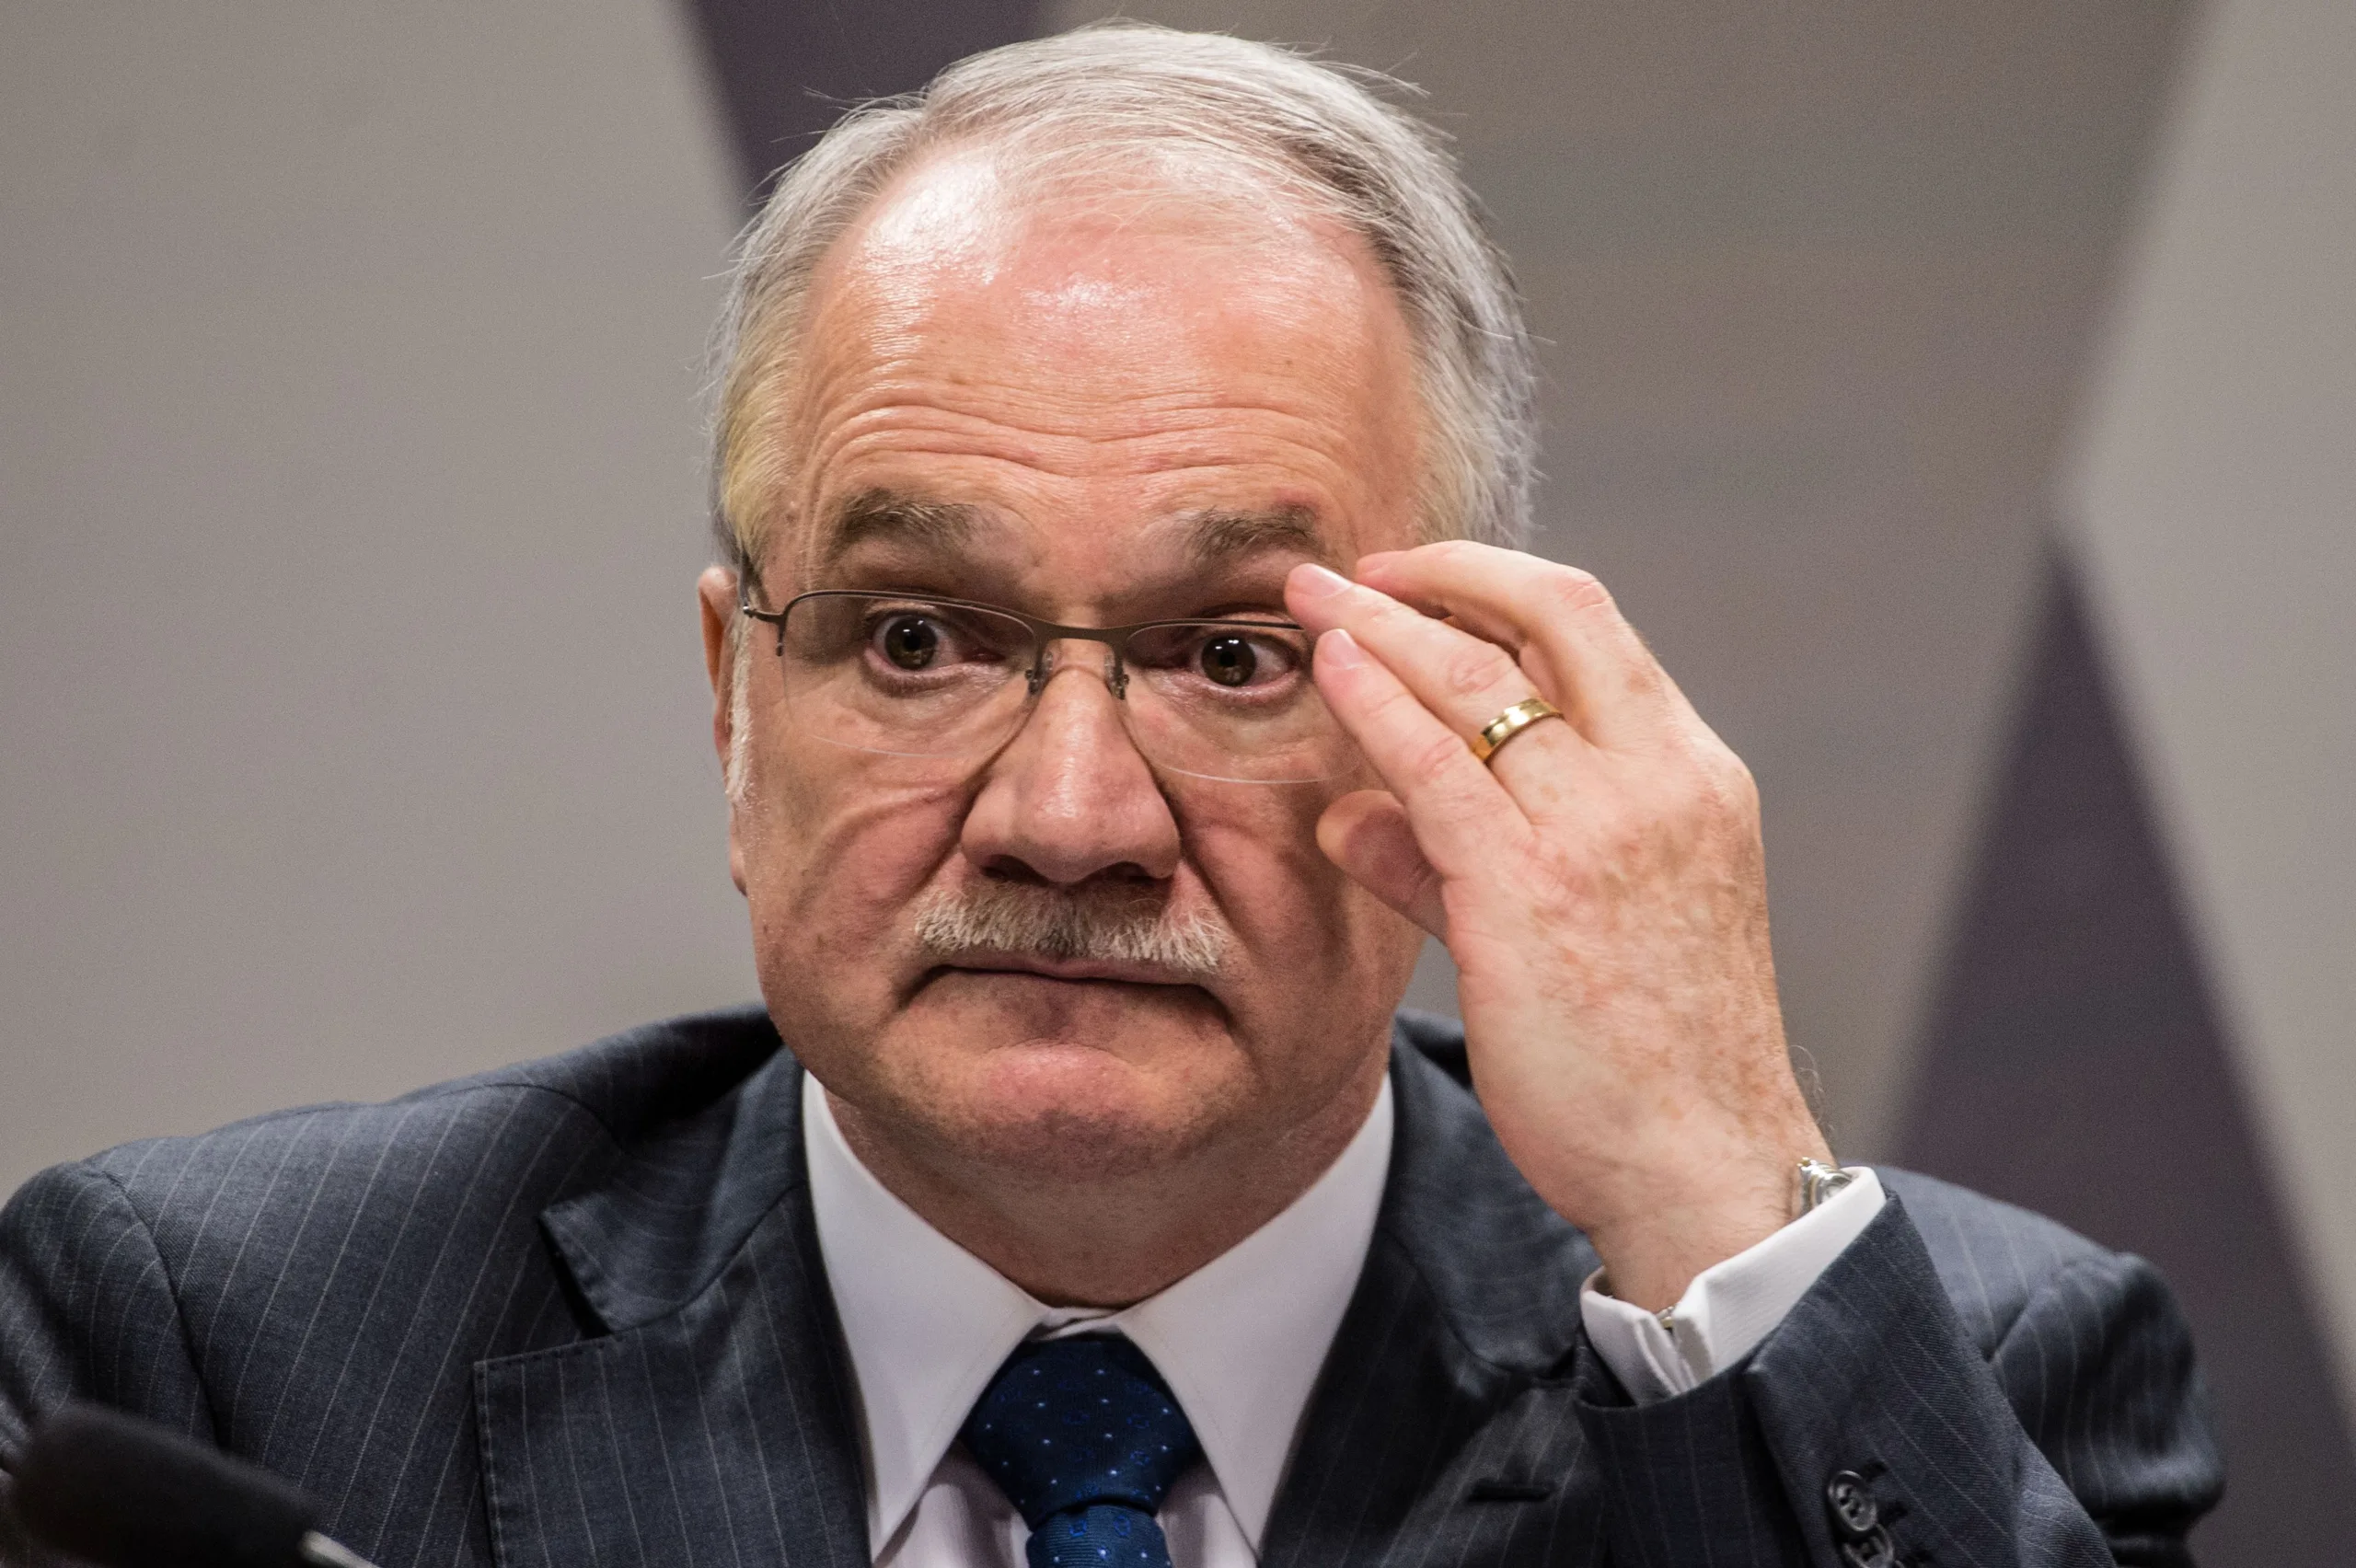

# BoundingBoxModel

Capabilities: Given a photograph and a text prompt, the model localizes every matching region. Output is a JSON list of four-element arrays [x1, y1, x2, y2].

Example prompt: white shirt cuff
[[1578, 1168, 1886, 1402]]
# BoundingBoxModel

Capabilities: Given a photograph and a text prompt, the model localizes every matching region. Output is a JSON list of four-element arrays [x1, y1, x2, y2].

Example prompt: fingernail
[[1316, 628, 1367, 667], [1292, 562, 1353, 598]]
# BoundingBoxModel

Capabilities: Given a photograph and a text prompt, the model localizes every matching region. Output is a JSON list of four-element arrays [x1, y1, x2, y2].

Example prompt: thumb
[[1317, 790, 1448, 939]]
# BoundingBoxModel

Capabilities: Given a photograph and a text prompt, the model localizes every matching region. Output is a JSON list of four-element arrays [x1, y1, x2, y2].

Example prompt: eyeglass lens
[[768, 592, 1356, 783]]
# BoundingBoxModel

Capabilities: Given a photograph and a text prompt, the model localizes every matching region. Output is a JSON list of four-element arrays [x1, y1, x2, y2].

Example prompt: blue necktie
[[958, 1335, 1203, 1568]]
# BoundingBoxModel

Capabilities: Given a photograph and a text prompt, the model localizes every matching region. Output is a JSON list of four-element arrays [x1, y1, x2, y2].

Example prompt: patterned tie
[[958, 1335, 1203, 1568]]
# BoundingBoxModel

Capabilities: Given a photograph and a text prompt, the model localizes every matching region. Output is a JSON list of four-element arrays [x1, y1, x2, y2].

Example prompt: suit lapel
[[475, 1049, 869, 1568], [468, 1013, 1610, 1568], [1262, 1023, 1610, 1567]]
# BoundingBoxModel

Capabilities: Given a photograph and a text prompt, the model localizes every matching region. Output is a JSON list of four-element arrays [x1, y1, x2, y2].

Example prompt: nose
[[959, 662, 1182, 887]]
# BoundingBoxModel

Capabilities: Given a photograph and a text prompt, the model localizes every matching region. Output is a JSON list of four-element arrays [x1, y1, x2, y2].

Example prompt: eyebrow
[[1179, 504, 1325, 564], [815, 491, 1327, 571], [817, 489, 984, 566]]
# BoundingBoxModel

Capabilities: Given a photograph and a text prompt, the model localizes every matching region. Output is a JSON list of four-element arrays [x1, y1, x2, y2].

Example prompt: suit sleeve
[[1981, 1248, 2223, 1566], [0, 1160, 215, 1563], [1570, 1193, 2222, 1568]]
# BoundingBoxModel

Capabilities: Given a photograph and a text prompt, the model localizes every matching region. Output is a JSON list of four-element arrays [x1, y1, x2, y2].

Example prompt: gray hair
[[707, 21, 1538, 583]]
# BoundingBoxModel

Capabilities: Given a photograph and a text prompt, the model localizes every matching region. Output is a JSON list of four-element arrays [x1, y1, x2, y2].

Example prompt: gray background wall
[[5, 1, 2351, 1560], [2, 3, 748, 1175]]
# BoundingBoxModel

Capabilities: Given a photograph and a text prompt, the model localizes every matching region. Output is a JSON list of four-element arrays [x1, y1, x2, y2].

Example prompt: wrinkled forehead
[[794, 144, 1407, 432], [783, 489, 1335, 619], [758, 144, 1425, 604]]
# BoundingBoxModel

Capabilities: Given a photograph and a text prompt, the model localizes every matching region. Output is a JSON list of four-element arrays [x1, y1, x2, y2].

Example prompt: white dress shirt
[[803, 1071, 1884, 1566]]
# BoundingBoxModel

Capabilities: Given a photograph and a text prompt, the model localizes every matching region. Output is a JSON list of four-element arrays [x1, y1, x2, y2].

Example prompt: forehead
[[773, 146, 1425, 591]]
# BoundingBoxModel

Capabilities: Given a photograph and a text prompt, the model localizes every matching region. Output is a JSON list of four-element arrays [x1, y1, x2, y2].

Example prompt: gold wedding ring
[[1470, 697, 1564, 765]]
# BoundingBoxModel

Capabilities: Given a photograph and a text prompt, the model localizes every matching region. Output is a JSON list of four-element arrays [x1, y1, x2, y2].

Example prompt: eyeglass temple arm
[[734, 577, 790, 655]]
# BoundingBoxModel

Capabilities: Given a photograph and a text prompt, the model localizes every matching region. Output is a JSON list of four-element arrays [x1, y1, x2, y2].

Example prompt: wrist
[[1586, 1196, 1786, 1313], [1576, 1136, 1835, 1313]]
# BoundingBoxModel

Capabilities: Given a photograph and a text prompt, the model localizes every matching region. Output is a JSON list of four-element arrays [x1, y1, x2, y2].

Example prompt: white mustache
[[910, 882, 1232, 976]]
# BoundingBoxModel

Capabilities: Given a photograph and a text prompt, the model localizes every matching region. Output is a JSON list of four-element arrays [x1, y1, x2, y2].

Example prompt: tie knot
[[959, 1335, 1202, 1528]]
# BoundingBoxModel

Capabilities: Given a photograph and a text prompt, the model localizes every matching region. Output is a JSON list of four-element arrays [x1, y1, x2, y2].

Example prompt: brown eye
[[1199, 635, 1258, 687], [879, 615, 941, 670]]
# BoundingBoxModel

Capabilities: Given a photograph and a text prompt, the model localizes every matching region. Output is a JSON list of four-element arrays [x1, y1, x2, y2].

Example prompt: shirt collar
[[803, 1069, 1393, 1556]]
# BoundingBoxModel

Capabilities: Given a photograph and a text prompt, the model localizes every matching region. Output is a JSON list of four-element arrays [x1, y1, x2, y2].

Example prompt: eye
[[876, 614, 941, 670], [1198, 634, 1258, 688]]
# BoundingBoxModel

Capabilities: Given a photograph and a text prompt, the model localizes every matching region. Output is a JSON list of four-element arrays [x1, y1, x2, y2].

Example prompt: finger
[[1291, 560, 1589, 819], [1356, 542, 1685, 750], [1317, 790, 1448, 938], [1310, 627, 1528, 879], [1288, 562, 1588, 765]]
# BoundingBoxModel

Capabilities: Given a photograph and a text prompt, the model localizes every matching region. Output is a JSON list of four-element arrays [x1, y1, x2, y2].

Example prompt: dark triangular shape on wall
[[1900, 548, 2356, 1564], [683, 0, 1044, 197]]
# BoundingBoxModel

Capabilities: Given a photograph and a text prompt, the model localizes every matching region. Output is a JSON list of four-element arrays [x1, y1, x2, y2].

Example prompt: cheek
[[738, 744, 968, 968], [1182, 787, 1406, 986]]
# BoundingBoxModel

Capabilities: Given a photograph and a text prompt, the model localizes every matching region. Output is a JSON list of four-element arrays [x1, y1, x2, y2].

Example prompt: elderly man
[[1, 24, 2216, 1568]]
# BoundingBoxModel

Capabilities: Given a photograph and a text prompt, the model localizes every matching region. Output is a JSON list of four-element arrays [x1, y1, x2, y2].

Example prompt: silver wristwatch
[[1796, 1158, 1856, 1216]]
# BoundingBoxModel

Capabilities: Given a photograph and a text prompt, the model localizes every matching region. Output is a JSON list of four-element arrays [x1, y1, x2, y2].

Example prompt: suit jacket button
[[1825, 1470, 1878, 1538]]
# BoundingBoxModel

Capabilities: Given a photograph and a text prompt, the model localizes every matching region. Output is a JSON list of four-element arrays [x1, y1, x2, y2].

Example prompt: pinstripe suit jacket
[[1, 1006, 2220, 1567]]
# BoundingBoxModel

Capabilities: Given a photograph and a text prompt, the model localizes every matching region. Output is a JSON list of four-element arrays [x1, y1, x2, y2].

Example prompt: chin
[[878, 973, 1255, 1181]]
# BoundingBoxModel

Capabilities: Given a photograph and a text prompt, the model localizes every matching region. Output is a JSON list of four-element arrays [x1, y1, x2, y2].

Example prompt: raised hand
[[1287, 544, 1831, 1310]]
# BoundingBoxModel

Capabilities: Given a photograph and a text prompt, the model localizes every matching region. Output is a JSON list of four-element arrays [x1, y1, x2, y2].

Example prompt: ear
[[698, 565, 737, 755], [698, 566, 751, 895]]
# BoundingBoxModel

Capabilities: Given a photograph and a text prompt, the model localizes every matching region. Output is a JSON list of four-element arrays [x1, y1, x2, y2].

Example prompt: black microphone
[[9, 1404, 377, 1568]]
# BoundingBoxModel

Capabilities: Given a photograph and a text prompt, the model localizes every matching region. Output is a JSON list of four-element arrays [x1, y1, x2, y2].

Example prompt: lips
[[932, 952, 1206, 987]]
